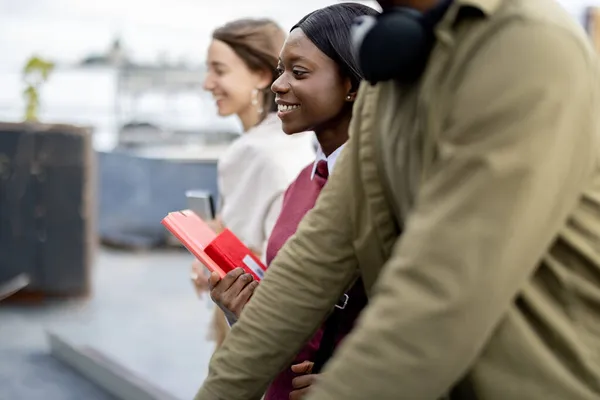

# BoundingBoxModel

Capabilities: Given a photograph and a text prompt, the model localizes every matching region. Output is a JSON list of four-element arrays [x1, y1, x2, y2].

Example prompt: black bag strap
[[449, 378, 479, 400], [312, 293, 348, 374]]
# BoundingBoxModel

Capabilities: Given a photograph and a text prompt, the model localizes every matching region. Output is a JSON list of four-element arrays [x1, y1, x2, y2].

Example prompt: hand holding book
[[162, 209, 266, 322], [208, 267, 258, 322]]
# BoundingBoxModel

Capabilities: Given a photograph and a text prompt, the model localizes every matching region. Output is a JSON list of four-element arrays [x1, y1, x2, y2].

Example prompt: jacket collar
[[453, 0, 502, 17], [435, 0, 502, 38]]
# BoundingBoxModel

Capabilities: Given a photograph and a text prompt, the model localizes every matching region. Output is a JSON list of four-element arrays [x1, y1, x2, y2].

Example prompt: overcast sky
[[0, 0, 380, 72], [0, 0, 587, 72]]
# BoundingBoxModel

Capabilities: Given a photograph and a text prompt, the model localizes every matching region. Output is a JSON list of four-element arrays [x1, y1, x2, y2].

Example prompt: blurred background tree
[[22, 55, 55, 122]]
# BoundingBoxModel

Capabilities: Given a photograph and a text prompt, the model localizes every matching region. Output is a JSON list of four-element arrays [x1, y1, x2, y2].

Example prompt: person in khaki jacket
[[196, 0, 600, 399]]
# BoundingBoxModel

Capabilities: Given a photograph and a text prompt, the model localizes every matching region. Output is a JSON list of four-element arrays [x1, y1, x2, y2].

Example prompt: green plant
[[22, 55, 55, 122]]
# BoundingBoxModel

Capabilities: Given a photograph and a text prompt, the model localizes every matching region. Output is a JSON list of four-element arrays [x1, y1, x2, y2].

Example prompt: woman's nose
[[271, 73, 288, 94], [203, 74, 215, 91]]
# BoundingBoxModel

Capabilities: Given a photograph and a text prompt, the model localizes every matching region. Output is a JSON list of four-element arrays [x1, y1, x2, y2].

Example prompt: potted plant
[[22, 56, 55, 122], [0, 55, 96, 300]]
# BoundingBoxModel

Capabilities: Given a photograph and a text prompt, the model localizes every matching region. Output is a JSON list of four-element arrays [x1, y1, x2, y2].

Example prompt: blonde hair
[[212, 18, 286, 116]]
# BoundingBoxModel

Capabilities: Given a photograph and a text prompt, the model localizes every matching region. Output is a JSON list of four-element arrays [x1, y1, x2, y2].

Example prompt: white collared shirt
[[218, 113, 316, 257], [310, 143, 347, 181]]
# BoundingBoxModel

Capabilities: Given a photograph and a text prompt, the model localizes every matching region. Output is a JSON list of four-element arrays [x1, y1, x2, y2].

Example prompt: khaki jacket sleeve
[[303, 22, 599, 400], [195, 136, 360, 399]]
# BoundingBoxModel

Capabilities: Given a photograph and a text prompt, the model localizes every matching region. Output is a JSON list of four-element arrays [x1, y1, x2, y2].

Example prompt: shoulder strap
[[312, 294, 348, 374]]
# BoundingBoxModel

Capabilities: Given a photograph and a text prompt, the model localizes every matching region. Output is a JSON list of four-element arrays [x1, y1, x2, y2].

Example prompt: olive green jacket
[[196, 0, 600, 398]]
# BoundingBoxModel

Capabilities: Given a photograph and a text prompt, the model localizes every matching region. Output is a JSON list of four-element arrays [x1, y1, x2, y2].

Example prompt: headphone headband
[[352, 0, 454, 84]]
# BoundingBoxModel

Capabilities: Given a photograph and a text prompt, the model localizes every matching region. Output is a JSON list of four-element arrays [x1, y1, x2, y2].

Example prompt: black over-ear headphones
[[352, 0, 454, 85]]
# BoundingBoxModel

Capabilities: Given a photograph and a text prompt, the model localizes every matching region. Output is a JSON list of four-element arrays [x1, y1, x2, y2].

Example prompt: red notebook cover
[[161, 210, 267, 281], [204, 229, 267, 281], [161, 210, 227, 278]]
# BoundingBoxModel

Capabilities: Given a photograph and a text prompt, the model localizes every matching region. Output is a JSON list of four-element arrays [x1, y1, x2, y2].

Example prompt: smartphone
[[186, 190, 215, 221]]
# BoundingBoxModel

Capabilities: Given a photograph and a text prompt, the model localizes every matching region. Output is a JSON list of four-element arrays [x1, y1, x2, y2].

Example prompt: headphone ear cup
[[356, 11, 431, 85]]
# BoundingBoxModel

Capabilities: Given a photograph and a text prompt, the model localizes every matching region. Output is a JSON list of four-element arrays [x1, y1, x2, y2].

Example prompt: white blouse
[[217, 113, 315, 258]]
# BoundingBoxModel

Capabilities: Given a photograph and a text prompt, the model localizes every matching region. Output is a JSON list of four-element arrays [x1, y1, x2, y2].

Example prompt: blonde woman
[[191, 18, 315, 347]]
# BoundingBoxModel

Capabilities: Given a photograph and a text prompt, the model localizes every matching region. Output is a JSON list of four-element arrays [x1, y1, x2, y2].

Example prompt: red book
[[161, 210, 267, 281], [204, 229, 266, 281]]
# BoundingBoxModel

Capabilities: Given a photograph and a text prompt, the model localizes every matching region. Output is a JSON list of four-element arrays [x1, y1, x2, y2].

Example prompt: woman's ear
[[344, 77, 358, 102], [256, 68, 273, 91]]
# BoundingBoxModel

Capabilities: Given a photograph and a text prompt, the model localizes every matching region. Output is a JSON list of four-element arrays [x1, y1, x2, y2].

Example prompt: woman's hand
[[209, 268, 258, 320], [290, 361, 317, 400], [190, 260, 210, 298], [206, 215, 225, 234]]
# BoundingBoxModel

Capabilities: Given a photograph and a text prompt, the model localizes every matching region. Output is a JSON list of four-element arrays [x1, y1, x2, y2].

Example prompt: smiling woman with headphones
[[203, 4, 378, 399]]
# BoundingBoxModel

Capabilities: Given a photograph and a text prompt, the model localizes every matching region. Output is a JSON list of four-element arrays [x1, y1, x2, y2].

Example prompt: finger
[[233, 280, 258, 306], [192, 276, 209, 294], [208, 272, 221, 289], [190, 266, 207, 296], [191, 261, 201, 281], [218, 268, 245, 290], [291, 374, 316, 390], [225, 273, 253, 300], [195, 277, 209, 291], [212, 272, 250, 305], [201, 265, 212, 278], [289, 387, 311, 400], [192, 260, 213, 277], [191, 281, 205, 299], [219, 274, 252, 310], [209, 272, 225, 303], [191, 265, 208, 284], [191, 259, 203, 272], [291, 361, 314, 374]]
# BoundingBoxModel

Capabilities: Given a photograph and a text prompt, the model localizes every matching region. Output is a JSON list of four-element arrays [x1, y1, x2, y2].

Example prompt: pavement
[[0, 247, 216, 400]]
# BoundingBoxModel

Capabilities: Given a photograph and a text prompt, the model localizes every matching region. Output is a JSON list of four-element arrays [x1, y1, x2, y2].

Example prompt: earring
[[252, 88, 264, 115], [346, 94, 353, 101]]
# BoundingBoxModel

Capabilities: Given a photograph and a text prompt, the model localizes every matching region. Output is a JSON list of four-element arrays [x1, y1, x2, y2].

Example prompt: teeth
[[278, 104, 300, 112]]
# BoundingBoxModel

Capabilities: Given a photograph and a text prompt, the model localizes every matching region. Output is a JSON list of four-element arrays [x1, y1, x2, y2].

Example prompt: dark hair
[[213, 18, 285, 115], [292, 3, 379, 91]]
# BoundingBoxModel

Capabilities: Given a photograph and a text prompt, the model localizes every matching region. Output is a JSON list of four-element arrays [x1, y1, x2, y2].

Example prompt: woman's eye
[[292, 70, 306, 77]]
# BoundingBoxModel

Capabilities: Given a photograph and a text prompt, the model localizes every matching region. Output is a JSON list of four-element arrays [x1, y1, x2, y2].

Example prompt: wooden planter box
[[0, 122, 96, 299]]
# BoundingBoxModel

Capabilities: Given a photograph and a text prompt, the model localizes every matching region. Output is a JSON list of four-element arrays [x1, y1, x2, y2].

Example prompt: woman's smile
[[276, 100, 301, 118]]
